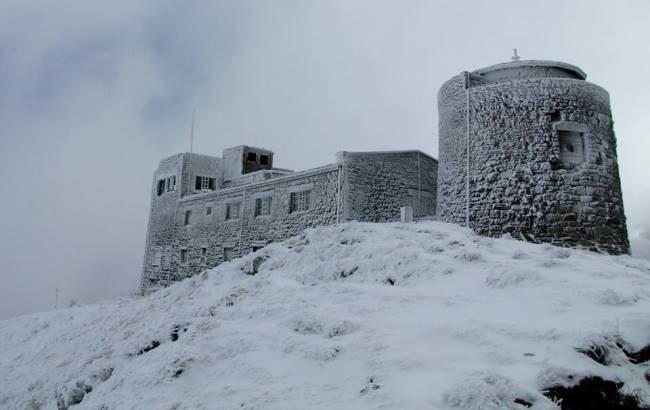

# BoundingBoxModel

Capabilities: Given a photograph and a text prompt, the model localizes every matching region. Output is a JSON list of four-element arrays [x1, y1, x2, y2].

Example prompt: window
[[255, 196, 273, 216], [184, 210, 192, 225], [260, 154, 269, 165], [195, 176, 216, 192], [201, 247, 207, 264], [226, 202, 241, 220], [180, 249, 188, 263], [559, 130, 585, 165], [206, 206, 212, 215], [223, 247, 235, 261], [252, 245, 264, 252], [159, 176, 176, 195], [247, 152, 257, 162], [152, 249, 162, 266], [289, 190, 311, 213]]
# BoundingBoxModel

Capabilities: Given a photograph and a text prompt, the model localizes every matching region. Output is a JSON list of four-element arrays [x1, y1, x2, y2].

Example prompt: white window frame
[[289, 190, 311, 214], [226, 202, 241, 220], [255, 196, 273, 217]]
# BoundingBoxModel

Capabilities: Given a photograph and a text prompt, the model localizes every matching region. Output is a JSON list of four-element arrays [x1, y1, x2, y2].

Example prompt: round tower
[[437, 59, 629, 254]]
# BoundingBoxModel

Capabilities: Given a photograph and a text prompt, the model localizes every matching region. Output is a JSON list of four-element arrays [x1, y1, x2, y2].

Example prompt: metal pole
[[465, 72, 471, 228]]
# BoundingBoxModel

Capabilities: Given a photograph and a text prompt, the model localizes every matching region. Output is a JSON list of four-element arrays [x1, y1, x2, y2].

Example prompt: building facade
[[141, 146, 438, 292], [437, 60, 629, 254]]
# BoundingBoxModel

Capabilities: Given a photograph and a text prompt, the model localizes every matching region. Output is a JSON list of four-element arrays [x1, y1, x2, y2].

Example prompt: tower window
[[260, 154, 269, 165], [206, 206, 212, 215], [226, 202, 241, 220], [180, 249, 188, 263], [184, 210, 192, 225], [559, 130, 585, 165], [255, 196, 273, 216], [157, 180, 165, 196], [289, 190, 311, 213], [247, 152, 257, 162]]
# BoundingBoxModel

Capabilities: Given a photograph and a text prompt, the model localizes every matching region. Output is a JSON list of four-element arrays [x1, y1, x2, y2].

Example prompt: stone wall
[[438, 71, 629, 254], [142, 165, 339, 290], [141, 149, 439, 291], [340, 151, 438, 221]]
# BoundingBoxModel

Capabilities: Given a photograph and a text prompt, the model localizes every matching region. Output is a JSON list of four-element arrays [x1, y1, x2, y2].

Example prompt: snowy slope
[[1, 221, 650, 410]]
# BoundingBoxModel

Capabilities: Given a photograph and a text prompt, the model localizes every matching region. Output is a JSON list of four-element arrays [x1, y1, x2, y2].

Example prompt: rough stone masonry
[[142, 58, 630, 293], [437, 60, 629, 254], [141, 147, 437, 292]]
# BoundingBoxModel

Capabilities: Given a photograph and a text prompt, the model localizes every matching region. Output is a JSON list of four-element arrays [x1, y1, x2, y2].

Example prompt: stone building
[[437, 59, 629, 254], [141, 146, 437, 291], [141, 57, 631, 292]]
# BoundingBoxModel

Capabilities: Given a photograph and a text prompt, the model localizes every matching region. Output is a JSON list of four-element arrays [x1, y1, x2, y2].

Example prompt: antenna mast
[[187, 110, 195, 196]]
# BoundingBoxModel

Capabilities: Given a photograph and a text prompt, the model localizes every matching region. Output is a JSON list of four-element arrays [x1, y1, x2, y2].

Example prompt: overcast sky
[[1, 0, 648, 320]]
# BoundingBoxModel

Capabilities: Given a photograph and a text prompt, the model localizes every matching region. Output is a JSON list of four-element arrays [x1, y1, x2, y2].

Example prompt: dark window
[[157, 180, 165, 196], [226, 202, 241, 220], [260, 154, 269, 165], [252, 245, 264, 252], [180, 249, 188, 263], [223, 247, 235, 261], [206, 206, 212, 215], [184, 210, 192, 225], [202, 247, 207, 256], [195, 176, 216, 192], [289, 190, 311, 213], [247, 152, 257, 162], [255, 196, 273, 216], [559, 130, 585, 165]]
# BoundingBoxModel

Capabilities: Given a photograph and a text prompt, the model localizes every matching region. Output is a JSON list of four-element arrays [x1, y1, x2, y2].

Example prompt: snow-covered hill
[[2, 222, 650, 410]]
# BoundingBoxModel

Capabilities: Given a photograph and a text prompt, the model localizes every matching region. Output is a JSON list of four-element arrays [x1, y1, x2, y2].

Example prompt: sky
[[0, 0, 648, 320]]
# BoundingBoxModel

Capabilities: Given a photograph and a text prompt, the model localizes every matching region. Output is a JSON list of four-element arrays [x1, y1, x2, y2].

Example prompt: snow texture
[[1, 221, 650, 409]]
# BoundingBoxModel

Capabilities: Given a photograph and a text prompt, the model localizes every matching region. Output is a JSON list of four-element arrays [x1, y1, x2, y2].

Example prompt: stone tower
[[437, 59, 629, 254]]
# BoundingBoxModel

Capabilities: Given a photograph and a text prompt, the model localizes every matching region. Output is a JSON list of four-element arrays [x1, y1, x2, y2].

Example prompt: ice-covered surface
[[1, 221, 650, 409]]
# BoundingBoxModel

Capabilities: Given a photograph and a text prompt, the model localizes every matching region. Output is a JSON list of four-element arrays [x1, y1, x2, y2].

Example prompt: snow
[[1, 221, 650, 409]]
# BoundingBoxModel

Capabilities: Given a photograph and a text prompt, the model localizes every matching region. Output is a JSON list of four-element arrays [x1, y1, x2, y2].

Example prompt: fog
[[1, 0, 648, 319]]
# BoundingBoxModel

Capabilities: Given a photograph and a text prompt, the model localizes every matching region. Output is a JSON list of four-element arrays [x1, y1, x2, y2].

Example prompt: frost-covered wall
[[437, 61, 629, 254], [340, 151, 437, 221], [142, 150, 438, 291]]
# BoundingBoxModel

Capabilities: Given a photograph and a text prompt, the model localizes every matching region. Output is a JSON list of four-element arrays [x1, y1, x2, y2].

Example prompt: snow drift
[[1, 221, 650, 409]]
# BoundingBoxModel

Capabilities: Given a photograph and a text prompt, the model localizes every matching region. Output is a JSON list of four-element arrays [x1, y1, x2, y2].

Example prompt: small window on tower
[[247, 152, 257, 162], [206, 206, 212, 215], [180, 249, 188, 263], [559, 130, 585, 165], [184, 210, 192, 225], [260, 155, 269, 165]]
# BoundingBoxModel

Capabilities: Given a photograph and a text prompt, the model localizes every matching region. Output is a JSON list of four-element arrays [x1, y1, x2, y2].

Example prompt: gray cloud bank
[[1, 0, 648, 319]]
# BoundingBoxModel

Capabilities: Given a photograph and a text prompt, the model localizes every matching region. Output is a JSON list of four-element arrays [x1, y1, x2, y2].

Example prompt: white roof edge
[[473, 60, 587, 80]]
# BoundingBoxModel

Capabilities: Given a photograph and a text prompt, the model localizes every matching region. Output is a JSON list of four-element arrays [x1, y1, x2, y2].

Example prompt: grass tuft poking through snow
[[1, 221, 650, 409]]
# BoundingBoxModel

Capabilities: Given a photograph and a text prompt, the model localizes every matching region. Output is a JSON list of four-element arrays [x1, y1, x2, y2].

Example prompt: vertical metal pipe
[[465, 72, 471, 228]]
